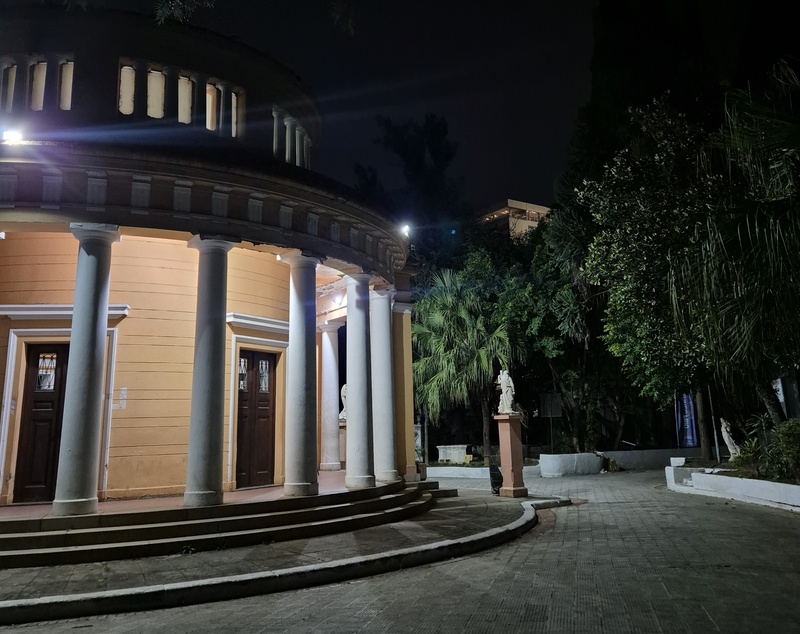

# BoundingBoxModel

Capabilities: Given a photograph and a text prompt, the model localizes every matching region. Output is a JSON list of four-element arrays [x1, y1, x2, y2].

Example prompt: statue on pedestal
[[339, 384, 347, 421], [497, 369, 517, 414]]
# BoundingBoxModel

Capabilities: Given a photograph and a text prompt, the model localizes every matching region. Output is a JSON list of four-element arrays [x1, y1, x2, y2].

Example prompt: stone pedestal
[[495, 413, 528, 498]]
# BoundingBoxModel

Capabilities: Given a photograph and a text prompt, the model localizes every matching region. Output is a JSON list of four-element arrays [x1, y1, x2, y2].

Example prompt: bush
[[777, 418, 800, 482]]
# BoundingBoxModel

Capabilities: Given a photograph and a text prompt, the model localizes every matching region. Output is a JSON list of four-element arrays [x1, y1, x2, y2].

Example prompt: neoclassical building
[[0, 4, 416, 516]]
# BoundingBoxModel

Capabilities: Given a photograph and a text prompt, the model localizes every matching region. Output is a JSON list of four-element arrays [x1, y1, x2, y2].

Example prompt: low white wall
[[539, 453, 603, 478], [427, 465, 541, 479], [665, 467, 800, 512], [603, 447, 703, 471], [692, 472, 800, 510]]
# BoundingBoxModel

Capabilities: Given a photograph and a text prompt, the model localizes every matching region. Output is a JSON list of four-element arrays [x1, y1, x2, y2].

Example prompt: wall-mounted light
[[401, 224, 410, 237], [2, 130, 23, 144], [333, 295, 343, 306], [276, 254, 282, 261]]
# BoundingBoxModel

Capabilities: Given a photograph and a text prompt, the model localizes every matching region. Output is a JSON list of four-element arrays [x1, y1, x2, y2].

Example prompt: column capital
[[344, 273, 373, 286], [272, 105, 284, 117], [280, 252, 320, 269], [370, 287, 395, 301], [318, 322, 343, 333], [297, 125, 306, 136], [392, 301, 413, 315], [284, 115, 297, 127], [187, 235, 238, 254], [69, 223, 120, 244]]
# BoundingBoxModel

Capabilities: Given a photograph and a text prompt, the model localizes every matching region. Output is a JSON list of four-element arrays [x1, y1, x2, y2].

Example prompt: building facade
[[0, 4, 416, 516]]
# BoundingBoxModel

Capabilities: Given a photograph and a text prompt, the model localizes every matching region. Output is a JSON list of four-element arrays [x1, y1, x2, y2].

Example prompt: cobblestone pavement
[[4, 470, 800, 633]]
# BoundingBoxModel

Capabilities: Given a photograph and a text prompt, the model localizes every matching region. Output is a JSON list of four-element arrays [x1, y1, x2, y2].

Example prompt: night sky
[[191, 1, 595, 212]]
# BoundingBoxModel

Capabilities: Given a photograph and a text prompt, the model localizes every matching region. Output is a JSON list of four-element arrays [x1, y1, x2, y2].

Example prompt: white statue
[[720, 418, 740, 460], [338, 384, 347, 421], [497, 369, 516, 414]]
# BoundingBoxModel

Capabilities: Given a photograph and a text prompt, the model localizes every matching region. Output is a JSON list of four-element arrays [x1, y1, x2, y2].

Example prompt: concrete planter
[[539, 453, 603, 478], [665, 467, 800, 512]]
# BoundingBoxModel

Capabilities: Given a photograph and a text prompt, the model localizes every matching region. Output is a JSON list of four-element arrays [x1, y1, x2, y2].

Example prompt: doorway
[[236, 350, 276, 488], [14, 343, 69, 503]]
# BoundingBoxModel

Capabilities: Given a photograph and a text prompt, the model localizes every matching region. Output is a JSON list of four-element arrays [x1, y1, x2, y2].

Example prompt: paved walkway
[[3, 470, 800, 633]]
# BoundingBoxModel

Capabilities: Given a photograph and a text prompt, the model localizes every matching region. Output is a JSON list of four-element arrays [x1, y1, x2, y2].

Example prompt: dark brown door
[[236, 350, 276, 488], [14, 344, 69, 503]]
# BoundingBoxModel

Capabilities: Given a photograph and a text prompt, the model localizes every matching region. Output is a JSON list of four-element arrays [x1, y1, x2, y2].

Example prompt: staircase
[[0, 480, 452, 569]]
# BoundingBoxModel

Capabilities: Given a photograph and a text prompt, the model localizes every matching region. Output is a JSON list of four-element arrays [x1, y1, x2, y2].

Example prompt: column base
[[500, 486, 529, 498], [320, 462, 341, 471], [284, 482, 319, 496], [183, 490, 223, 507], [376, 470, 400, 483], [345, 475, 375, 489], [51, 496, 98, 517]]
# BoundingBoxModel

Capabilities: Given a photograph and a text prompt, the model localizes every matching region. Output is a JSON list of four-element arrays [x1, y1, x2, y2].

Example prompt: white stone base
[[539, 453, 603, 478], [283, 482, 319, 496], [182, 490, 223, 508], [345, 475, 375, 489], [51, 496, 99, 516]]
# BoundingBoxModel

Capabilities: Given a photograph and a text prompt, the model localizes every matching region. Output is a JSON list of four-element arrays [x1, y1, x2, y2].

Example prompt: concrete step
[[430, 488, 458, 499], [0, 487, 422, 551], [416, 480, 440, 491], [0, 479, 408, 534], [0, 493, 434, 569], [0, 484, 438, 569]]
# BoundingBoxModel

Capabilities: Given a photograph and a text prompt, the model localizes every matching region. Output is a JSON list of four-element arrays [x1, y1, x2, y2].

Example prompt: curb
[[0, 500, 542, 625]]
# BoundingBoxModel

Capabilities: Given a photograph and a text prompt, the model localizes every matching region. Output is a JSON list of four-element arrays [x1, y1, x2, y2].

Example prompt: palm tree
[[412, 270, 515, 464], [670, 62, 800, 420]]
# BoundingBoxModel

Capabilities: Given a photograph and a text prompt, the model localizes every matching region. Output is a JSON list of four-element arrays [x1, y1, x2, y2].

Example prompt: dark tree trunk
[[480, 397, 492, 466], [694, 386, 712, 461], [612, 411, 626, 450], [755, 382, 786, 427]]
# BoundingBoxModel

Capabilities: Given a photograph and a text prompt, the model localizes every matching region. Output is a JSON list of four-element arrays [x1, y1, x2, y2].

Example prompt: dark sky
[[192, 1, 595, 212]]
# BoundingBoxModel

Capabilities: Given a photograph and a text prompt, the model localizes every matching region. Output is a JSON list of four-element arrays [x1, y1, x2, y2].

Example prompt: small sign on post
[[540, 392, 562, 454]]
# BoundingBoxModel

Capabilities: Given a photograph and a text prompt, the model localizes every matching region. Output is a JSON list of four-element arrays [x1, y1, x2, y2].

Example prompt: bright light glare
[[2, 130, 23, 144], [333, 295, 343, 306], [276, 254, 282, 261], [401, 224, 410, 237]]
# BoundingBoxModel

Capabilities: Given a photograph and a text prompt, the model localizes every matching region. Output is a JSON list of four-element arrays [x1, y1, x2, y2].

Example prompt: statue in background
[[339, 384, 347, 421], [497, 369, 517, 414], [720, 418, 740, 460]]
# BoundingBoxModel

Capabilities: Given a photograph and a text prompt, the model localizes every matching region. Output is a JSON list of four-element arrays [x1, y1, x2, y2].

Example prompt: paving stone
[[2, 471, 800, 632]]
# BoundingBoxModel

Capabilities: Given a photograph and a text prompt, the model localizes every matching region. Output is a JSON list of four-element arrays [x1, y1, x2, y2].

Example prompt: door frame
[[0, 327, 119, 503], [227, 333, 287, 487]]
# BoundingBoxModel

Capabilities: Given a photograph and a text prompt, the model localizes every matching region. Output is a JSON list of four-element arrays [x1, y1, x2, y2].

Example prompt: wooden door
[[14, 344, 69, 503], [236, 350, 276, 488]]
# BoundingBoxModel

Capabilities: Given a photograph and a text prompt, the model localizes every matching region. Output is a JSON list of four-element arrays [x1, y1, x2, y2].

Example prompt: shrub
[[777, 418, 800, 482]]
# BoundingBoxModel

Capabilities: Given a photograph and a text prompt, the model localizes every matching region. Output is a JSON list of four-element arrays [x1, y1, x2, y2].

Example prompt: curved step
[[0, 489, 434, 569], [0, 479, 408, 534]]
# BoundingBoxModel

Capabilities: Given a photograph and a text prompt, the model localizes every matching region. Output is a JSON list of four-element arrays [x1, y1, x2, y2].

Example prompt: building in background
[[0, 3, 416, 516], [479, 199, 550, 237]]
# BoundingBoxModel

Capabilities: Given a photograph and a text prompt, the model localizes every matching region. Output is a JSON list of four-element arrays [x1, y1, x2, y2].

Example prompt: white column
[[319, 323, 342, 471], [345, 273, 375, 489], [295, 126, 305, 167], [52, 223, 120, 517], [272, 107, 283, 159], [283, 253, 319, 495], [284, 116, 296, 164], [184, 236, 236, 507], [370, 289, 399, 482]]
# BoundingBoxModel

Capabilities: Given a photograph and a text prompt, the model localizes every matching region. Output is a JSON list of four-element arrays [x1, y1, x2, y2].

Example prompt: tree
[[412, 270, 517, 463], [671, 62, 800, 422]]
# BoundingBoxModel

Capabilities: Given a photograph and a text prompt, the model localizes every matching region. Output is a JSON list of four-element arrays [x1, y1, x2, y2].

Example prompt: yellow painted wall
[[0, 232, 292, 501]]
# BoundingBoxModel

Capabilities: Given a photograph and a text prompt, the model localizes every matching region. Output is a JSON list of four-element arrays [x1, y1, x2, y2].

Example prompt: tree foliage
[[580, 99, 718, 404], [671, 63, 800, 388]]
